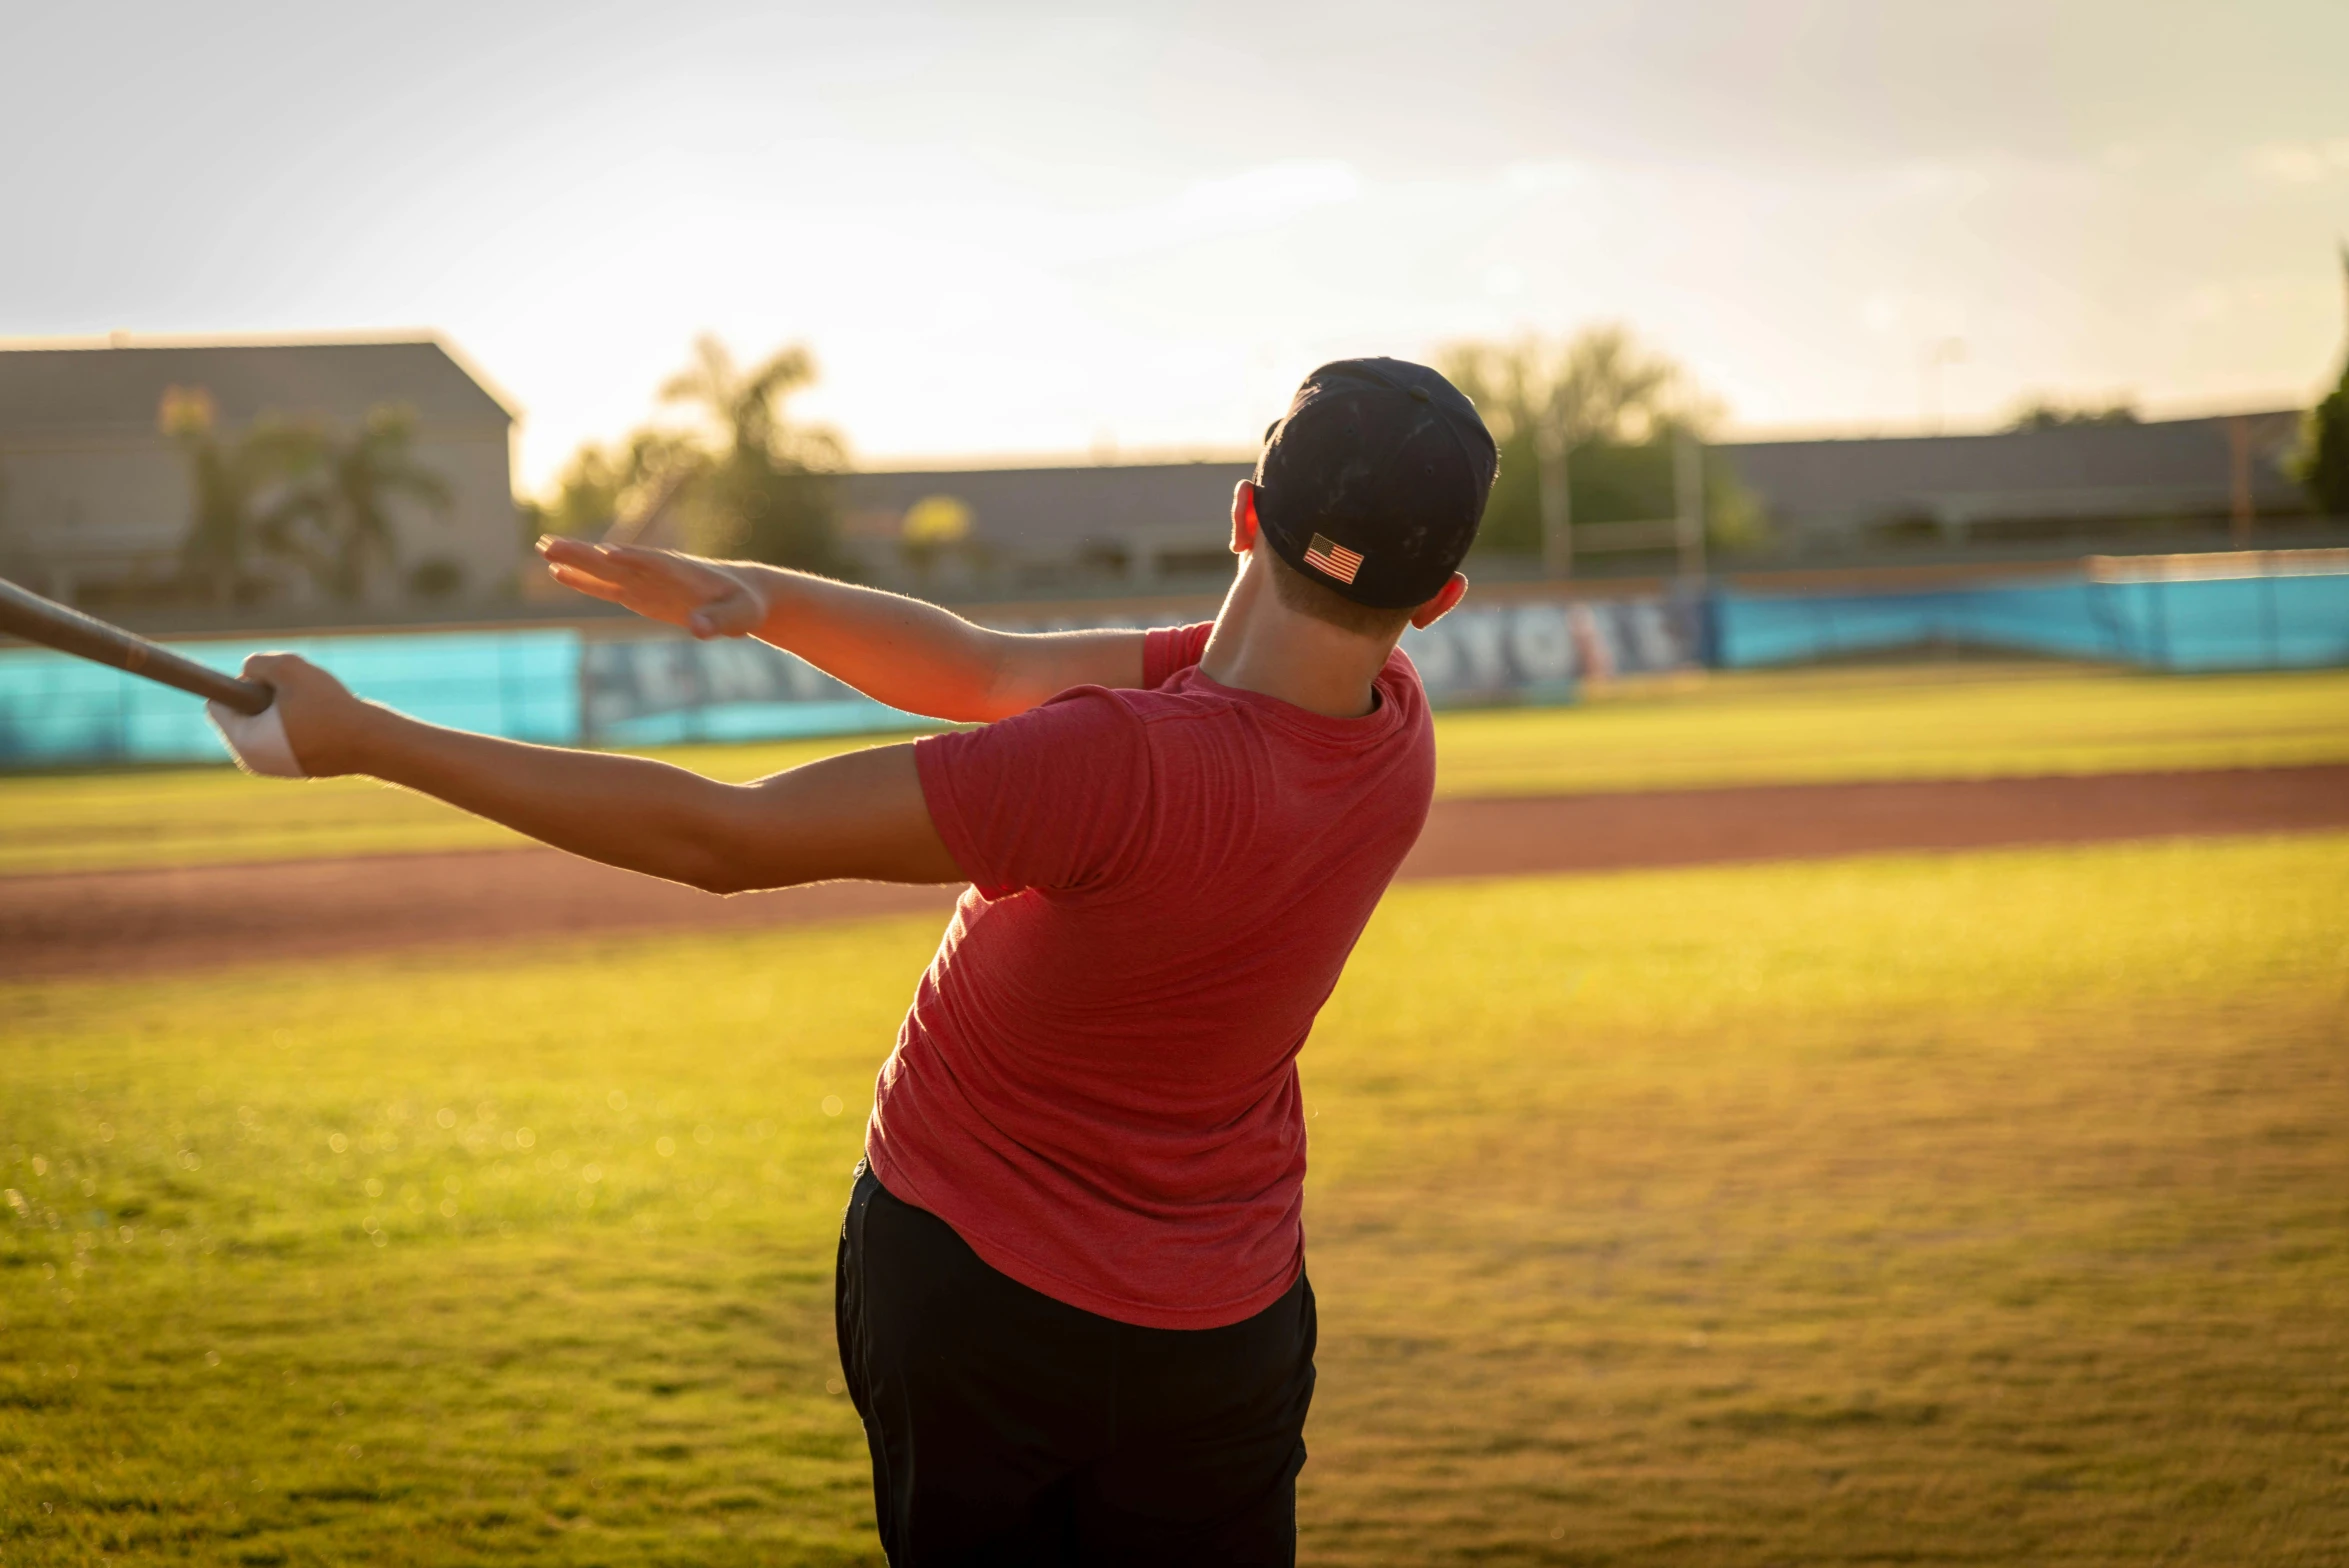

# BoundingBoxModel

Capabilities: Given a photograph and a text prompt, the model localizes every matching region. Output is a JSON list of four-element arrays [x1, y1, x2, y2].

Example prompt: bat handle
[[111, 635, 275, 714], [0, 574, 276, 714], [216, 675, 276, 716]]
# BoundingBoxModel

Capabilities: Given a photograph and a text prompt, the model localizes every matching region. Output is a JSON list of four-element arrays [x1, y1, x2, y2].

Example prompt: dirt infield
[[6, 764, 2344, 980]]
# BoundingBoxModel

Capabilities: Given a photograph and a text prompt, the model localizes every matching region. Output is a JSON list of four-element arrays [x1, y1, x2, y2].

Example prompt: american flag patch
[[1303, 533, 1365, 585]]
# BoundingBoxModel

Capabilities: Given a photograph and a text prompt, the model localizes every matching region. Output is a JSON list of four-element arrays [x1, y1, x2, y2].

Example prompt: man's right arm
[[538, 537, 1144, 723], [237, 651, 964, 895]]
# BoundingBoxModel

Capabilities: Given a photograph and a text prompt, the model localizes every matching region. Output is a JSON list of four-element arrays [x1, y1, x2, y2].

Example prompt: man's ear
[[1230, 479, 1260, 554], [1409, 572, 1469, 630]]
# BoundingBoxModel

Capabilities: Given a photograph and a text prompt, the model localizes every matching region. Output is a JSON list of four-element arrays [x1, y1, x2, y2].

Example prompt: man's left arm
[[536, 537, 1145, 722], [244, 653, 961, 894]]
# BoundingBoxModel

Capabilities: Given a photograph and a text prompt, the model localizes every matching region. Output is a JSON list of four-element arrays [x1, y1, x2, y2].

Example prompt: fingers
[[237, 652, 351, 707], [536, 534, 627, 571], [538, 536, 659, 582], [540, 540, 641, 605], [240, 651, 307, 682], [558, 537, 664, 572], [538, 535, 757, 635], [546, 563, 631, 603]]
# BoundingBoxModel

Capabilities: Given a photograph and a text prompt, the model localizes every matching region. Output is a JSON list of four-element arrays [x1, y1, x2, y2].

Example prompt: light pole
[[1919, 338, 1966, 434], [1673, 426, 1706, 580], [1537, 425, 1573, 579]]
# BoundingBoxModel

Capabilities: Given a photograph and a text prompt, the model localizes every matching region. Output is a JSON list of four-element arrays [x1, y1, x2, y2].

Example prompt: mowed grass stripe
[[3, 833, 2345, 1563], [1435, 661, 2349, 798], [5, 663, 2347, 877]]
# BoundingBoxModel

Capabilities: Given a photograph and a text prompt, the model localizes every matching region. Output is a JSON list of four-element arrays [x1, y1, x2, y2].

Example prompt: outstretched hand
[[537, 537, 770, 639]]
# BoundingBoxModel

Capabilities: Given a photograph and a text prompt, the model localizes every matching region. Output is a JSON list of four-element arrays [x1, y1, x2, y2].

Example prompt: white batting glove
[[206, 699, 307, 779]]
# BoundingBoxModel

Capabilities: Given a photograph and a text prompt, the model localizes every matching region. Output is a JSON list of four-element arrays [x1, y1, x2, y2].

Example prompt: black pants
[[835, 1164, 1317, 1567]]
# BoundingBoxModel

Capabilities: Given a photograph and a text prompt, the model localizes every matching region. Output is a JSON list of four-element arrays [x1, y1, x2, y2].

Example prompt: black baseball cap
[[1252, 357, 1498, 610]]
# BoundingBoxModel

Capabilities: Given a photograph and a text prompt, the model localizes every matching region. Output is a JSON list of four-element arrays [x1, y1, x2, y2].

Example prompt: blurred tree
[[2005, 397, 2141, 431], [2294, 246, 2349, 518], [659, 336, 847, 572], [527, 337, 849, 575], [1438, 327, 1755, 566], [1442, 326, 1692, 454], [524, 428, 707, 543], [271, 405, 454, 602], [159, 386, 325, 603]]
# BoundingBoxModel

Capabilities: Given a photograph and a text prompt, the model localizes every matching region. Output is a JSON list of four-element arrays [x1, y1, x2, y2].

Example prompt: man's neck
[[1196, 557, 1395, 719]]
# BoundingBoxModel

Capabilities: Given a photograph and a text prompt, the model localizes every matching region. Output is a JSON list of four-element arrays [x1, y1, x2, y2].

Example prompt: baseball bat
[[0, 575, 274, 715]]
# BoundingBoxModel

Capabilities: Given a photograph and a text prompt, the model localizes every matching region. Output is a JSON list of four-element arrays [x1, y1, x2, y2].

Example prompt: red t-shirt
[[866, 622, 1436, 1329]]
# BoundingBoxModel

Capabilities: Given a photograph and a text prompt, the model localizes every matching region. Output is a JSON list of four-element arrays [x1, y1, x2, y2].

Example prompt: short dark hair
[[1264, 546, 1415, 638]]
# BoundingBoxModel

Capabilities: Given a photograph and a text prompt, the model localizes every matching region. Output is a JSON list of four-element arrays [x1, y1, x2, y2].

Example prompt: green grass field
[[1434, 661, 2349, 798], [6, 833, 2345, 1564], [5, 663, 2347, 877]]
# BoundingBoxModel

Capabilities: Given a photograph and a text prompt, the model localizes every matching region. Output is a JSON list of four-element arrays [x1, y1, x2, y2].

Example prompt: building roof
[[1722, 412, 2306, 535], [837, 460, 1252, 556], [0, 336, 514, 438]]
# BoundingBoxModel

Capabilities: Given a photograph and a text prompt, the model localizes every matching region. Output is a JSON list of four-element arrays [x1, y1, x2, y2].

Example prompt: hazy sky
[[6, 0, 2347, 489]]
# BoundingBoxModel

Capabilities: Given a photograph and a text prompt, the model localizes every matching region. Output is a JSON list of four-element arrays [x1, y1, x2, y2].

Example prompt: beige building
[[0, 335, 519, 609]]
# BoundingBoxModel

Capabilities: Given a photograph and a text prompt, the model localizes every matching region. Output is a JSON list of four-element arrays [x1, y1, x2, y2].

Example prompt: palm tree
[[532, 427, 708, 546], [160, 386, 325, 603], [273, 405, 453, 602], [658, 336, 846, 570], [659, 337, 835, 466]]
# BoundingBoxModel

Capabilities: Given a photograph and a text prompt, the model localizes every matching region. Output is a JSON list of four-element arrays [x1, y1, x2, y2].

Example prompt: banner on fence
[[579, 635, 925, 746], [979, 591, 1704, 707], [1401, 593, 1702, 701]]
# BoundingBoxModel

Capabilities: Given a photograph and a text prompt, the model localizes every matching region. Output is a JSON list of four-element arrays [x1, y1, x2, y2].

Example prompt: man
[[213, 357, 1497, 1565]]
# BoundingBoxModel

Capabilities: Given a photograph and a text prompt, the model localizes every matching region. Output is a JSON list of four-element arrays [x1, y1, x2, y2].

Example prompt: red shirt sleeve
[[913, 688, 1154, 899], [1142, 622, 1214, 689]]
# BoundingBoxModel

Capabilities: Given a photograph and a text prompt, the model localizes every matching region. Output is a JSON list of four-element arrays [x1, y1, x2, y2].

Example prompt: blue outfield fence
[[1, 554, 2342, 769], [0, 630, 581, 769], [0, 594, 1695, 769], [1714, 556, 2349, 673], [2083, 572, 2349, 671]]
